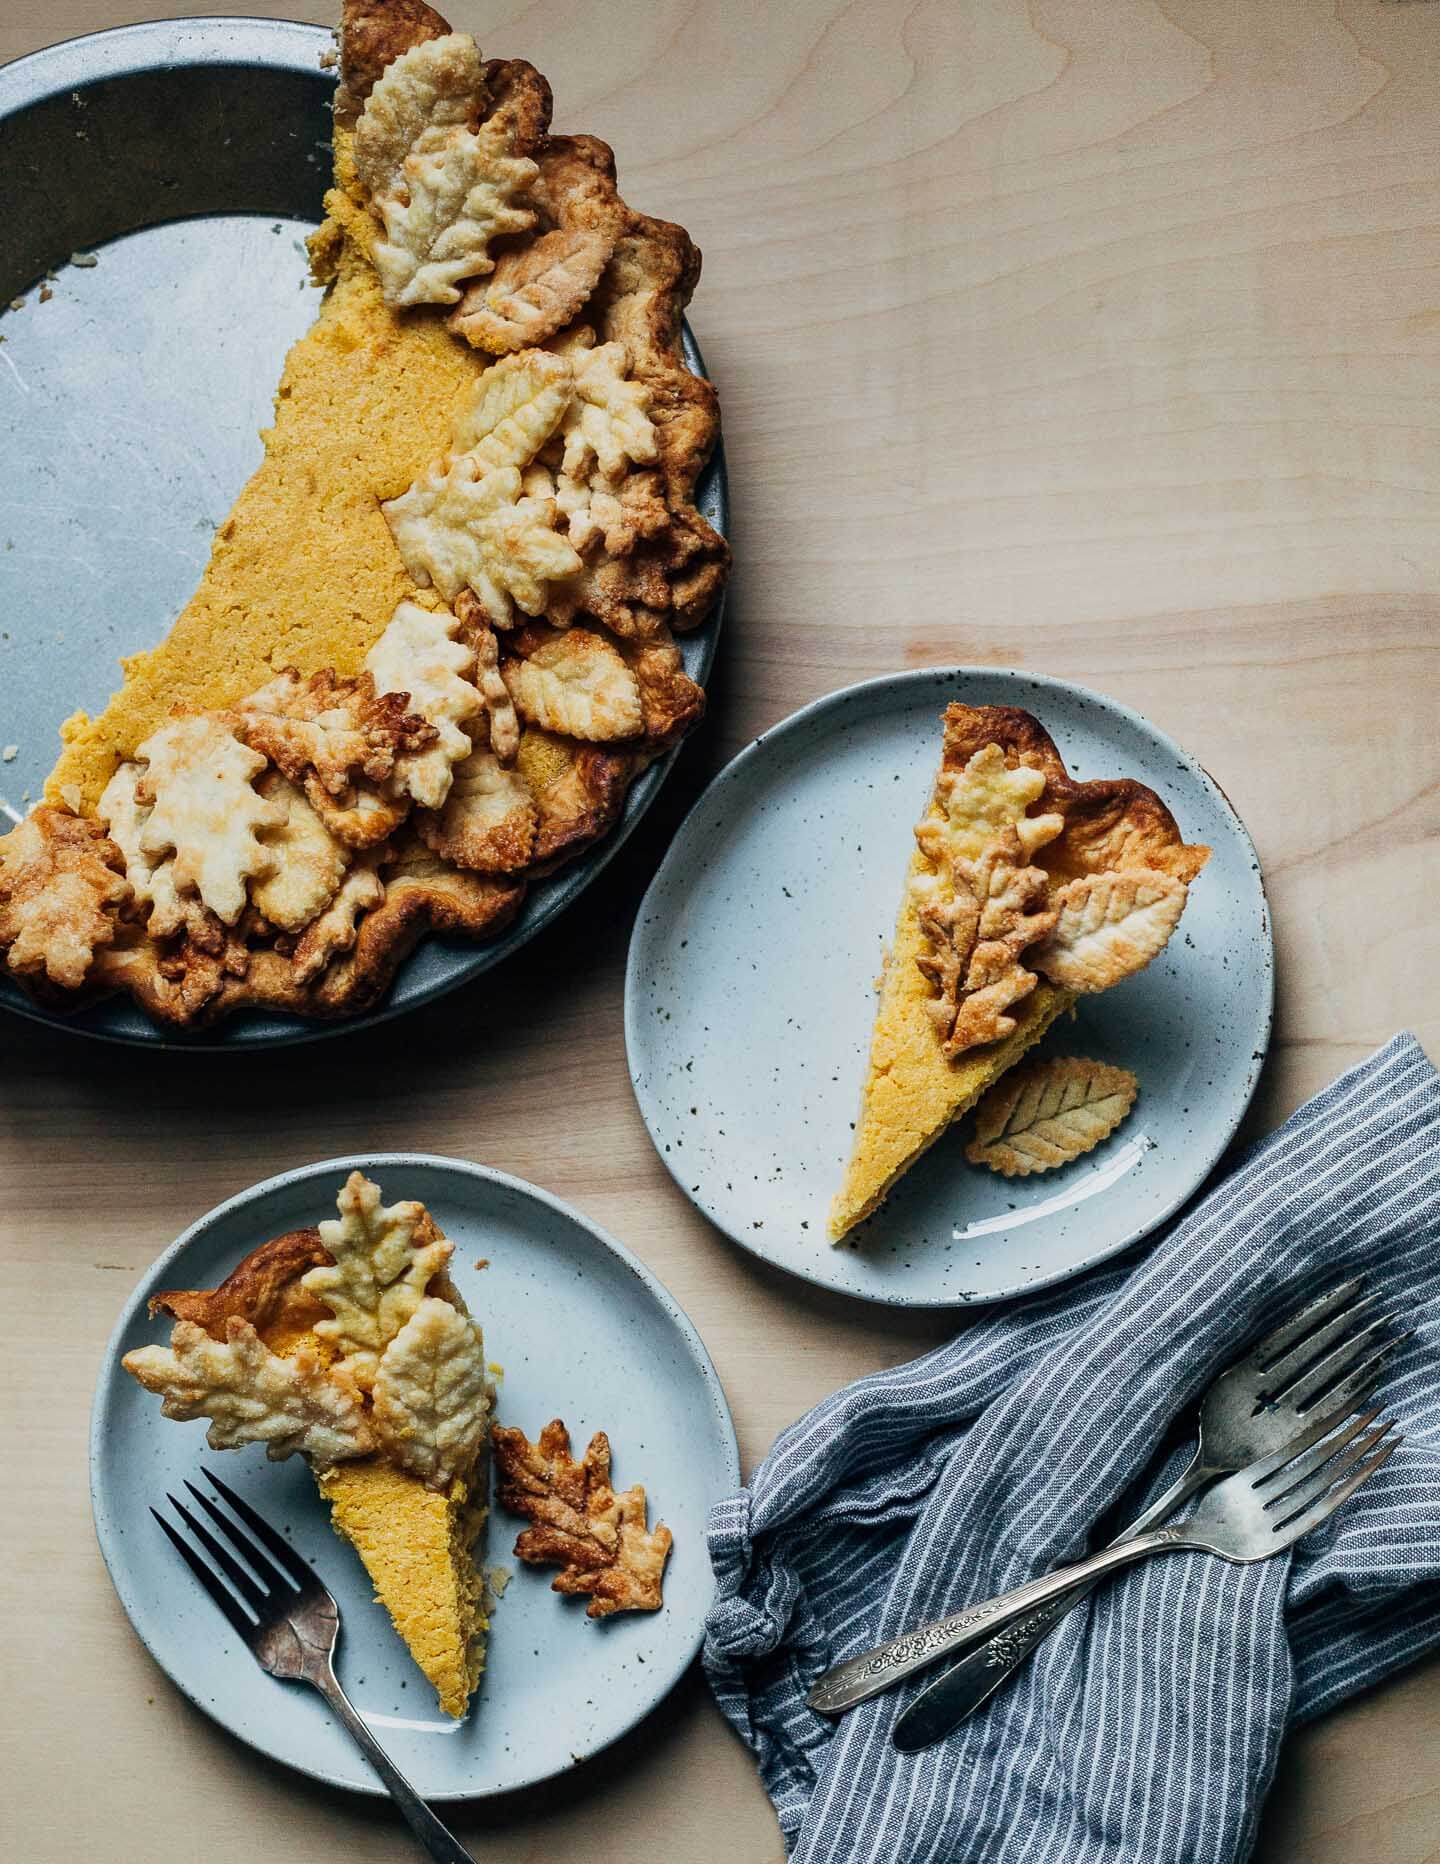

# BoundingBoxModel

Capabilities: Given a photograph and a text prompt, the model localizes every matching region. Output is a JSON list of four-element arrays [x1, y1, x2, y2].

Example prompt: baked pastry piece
[[492, 1417, 673, 1618], [828, 705, 1209, 1240], [0, 0, 726, 1028], [122, 1172, 493, 1717]]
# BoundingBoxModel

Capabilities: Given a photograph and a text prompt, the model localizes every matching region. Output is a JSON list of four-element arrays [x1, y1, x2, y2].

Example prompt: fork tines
[[1249, 1277, 1405, 1416], [151, 1467, 310, 1640], [1255, 1404, 1403, 1534]]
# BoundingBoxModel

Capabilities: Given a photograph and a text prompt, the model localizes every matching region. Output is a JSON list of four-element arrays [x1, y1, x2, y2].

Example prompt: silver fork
[[152, 1467, 476, 1863], [884, 1276, 1402, 1745], [877, 1406, 1399, 1738], [808, 1278, 1400, 1720]]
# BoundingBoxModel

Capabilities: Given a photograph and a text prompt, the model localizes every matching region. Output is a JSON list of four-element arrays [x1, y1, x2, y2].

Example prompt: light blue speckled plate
[[91, 1155, 738, 1798], [625, 669, 1273, 1308]]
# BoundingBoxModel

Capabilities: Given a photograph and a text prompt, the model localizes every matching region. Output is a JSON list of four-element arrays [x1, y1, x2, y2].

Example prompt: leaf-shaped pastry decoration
[[451, 348, 574, 474], [251, 772, 350, 933], [0, 805, 128, 989], [303, 1170, 453, 1390], [559, 336, 658, 483], [382, 463, 582, 628], [354, 38, 539, 308], [372, 1296, 492, 1487], [451, 227, 613, 354], [415, 745, 537, 873], [288, 855, 386, 984], [352, 33, 489, 198], [917, 830, 1058, 1058], [364, 601, 481, 809], [132, 716, 284, 927], [236, 668, 435, 797], [965, 1057, 1139, 1177], [501, 626, 644, 741], [122, 1317, 376, 1465], [1032, 868, 1189, 992], [493, 1418, 673, 1616], [914, 742, 1063, 871]]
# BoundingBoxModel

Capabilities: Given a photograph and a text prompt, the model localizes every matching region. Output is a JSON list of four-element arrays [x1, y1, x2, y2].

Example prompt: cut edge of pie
[[828, 703, 1210, 1242], [124, 1185, 494, 1719]]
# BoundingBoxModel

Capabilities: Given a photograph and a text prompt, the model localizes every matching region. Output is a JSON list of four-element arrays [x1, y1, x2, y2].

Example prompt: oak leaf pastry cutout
[[965, 1056, 1139, 1178], [124, 1317, 376, 1465], [303, 1168, 454, 1390], [235, 668, 436, 798], [352, 34, 539, 307], [415, 744, 537, 873], [458, 600, 521, 763], [383, 460, 582, 627], [493, 1417, 673, 1617], [830, 703, 1210, 1242], [0, 806, 128, 991], [131, 716, 285, 928], [501, 625, 645, 741], [250, 772, 351, 933], [10, 0, 727, 1031]]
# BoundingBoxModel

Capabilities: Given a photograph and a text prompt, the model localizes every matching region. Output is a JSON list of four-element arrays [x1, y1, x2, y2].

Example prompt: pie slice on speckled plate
[[828, 703, 1210, 1242], [123, 1171, 494, 1717]]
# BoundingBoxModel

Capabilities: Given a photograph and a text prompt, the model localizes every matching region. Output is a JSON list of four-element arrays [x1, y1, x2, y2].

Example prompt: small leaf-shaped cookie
[[1032, 868, 1188, 992], [303, 1170, 453, 1390], [372, 1296, 492, 1487], [451, 227, 613, 354], [965, 1057, 1139, 1178]]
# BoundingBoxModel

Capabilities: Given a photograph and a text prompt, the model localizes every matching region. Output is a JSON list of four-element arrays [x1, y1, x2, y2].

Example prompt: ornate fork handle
[[807, 1526, 1189, 1715], [890, 1461, 1215, 1743]]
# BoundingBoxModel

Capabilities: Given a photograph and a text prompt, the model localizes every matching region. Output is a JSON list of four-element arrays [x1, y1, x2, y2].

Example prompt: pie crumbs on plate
[[828, 704, 1209, 1240], [0, 0, 727, 1029]]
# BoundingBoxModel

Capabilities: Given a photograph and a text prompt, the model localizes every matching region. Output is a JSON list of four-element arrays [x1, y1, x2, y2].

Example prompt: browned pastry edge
[[148, 1208, 452, 1357], [151, 1228, 333, 1345], [938, 705, 1212, 886]]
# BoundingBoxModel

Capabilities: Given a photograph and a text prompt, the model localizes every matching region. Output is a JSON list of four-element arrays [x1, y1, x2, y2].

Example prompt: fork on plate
[[152, 1468, 476, 1864], [807, 1278, 1405, 1724]]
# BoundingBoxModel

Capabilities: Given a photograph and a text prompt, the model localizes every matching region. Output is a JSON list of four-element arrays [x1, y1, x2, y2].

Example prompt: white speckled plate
[[91, 1155, 738, 1799], [625, 669, 1273, 1308]]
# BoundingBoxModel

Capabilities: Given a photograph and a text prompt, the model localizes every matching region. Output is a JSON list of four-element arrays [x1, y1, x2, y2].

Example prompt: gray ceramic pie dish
[[0, 19, 727, 1047]]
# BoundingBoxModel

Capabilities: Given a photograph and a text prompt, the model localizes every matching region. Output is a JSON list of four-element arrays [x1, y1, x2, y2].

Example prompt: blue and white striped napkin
[[704, 1034, 1440, 1864]]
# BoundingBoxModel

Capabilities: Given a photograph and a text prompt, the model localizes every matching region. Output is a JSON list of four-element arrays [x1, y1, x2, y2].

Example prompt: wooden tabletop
[[4, 1, 1439, 1858]]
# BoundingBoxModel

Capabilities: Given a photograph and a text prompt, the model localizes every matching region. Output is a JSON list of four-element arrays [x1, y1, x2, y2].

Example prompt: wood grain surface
[[3, 1, 1439, 1859]]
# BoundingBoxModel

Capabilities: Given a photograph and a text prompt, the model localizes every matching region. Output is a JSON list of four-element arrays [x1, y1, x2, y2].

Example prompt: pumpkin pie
[[123, 1172, 493, 1718], [0, 0, 727, 1028], [829, 704, 1210, 1240]]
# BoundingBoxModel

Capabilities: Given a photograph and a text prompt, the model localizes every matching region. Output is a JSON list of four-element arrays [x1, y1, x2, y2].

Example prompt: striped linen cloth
[[704, 1033, 1440, 1863]]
